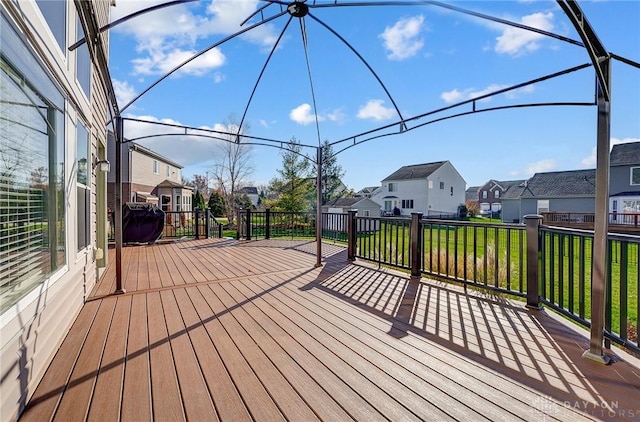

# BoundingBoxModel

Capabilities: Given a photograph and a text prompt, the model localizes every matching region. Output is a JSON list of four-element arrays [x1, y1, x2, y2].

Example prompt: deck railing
[[235, 209, 639, 354], [539, 225, 640, 352], [108, 208, 223, 242]]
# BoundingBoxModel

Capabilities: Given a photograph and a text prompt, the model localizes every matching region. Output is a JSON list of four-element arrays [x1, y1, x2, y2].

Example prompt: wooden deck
[[20, 238, 640, 421]]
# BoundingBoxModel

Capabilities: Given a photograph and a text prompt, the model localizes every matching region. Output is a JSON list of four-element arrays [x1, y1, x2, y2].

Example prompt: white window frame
[[537, 199, 550, 214], [153, 160, 159, 174], [388, 182, 397, 192], [428, 180, 433, 189], [494, 190, 500, 198]]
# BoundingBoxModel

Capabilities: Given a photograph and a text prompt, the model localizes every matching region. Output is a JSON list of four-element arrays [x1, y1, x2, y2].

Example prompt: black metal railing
[[539, 225, 639, 353], [233, 209, 639, 355], [108, 209, 223, 242]]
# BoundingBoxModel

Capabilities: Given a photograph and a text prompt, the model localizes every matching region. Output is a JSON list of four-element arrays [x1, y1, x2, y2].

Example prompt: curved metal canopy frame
[[74, 0, 640, 362]]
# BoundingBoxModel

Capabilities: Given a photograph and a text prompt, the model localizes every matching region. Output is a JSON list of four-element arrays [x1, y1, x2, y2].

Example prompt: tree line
[[184, 117, 350, 226]]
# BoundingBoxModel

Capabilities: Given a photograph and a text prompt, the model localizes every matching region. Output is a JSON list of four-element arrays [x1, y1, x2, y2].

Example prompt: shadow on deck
[[19, 238, 640, 421]]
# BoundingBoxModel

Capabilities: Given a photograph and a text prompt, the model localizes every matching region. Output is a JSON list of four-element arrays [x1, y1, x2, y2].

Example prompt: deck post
[[583, 64, 612, 365], [194, 209, 200, 240], [114, 115, 125, 294], [410, 212, 423, 279], [524, 214, 542, 309], [347, 210, 357, 261], [265, 208, 271, 239], [245, 208, 252, 240]]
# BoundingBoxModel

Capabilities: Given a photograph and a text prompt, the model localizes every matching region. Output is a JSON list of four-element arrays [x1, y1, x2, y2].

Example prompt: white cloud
[[288, 104, 345, 125], [441, 83, 535, 104], [213, 72, 225, 83], [113, 79, 137, 106], [357, 99, 396, 121], [290, 104, 325, 125], [131, 48, 226, 76], [121, 114, 243, 168], [495, 12, 555, 56], [379, 15, 425, 60], [111, 0, 279, 77], [510, 159, 557, 176], [580, 137, 640, 167]]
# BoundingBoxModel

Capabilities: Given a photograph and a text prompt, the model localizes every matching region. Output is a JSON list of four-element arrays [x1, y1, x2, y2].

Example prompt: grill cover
[[122, 202, 165, 244]]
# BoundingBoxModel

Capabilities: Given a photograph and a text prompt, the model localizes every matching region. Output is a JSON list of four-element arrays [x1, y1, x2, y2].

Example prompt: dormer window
[[494, 191, 500, 199]]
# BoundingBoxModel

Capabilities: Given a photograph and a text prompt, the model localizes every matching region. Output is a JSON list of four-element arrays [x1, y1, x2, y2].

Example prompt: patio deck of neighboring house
[[20, 239, 640, 421]]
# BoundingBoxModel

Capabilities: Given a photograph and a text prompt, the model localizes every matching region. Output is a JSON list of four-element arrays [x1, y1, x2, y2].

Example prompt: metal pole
[[315, 146, 322, 268], [583, 65, 612, 364], [114, 116, 125, 294], [524, 214, 542, 309]]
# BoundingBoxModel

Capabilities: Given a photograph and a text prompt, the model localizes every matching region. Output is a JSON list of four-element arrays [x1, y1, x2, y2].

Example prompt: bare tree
[[211, 115, 253, 225], [191, 174, 209, 197]]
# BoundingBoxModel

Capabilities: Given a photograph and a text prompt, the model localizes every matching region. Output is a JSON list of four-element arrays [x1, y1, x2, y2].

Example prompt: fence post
[[266, 208, 271, 239], [410, 212, 423, 279], [525, 214, 542, 309], [194, 209, 200, 240], [347, 210, 357, 261], [236, 209, 241, 240], [204, 209, 210, 239], [245, 208, 252, 240]]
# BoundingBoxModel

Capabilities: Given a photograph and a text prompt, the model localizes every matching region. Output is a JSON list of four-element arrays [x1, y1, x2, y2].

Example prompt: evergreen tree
[[235, 192, 252, 209], [269, 137, 313, 212], [313, 139, 345, 205], [193, 190, 206, 210], [207, 190, 225, 217]]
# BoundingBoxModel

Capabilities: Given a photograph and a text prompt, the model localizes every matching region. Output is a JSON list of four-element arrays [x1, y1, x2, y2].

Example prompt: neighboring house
[[501, 169, 596, 223], [238, 186, 260, 207], [1, 1, 112, 419], [322, 197, 381, 217], [609, 141, 640, 214], [322, 197, 382, 231], [355, 186, 380, 199], [476, 179, 525, 214], [371, 161, 466, 216], [465, 186, 481, 202], [107, 136, 193, 212]]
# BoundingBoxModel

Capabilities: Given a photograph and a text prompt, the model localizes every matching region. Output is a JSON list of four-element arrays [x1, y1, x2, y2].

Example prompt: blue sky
[[108, 0, 640, 191]]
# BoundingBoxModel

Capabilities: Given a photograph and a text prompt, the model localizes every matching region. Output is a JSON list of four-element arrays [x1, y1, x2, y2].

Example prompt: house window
[[76, 16, 91, 98], [167, 165, 171, 177], [440, 182, 445, 190], [388, 182, 397, 192], [494, 190, 500, 198], [0, 37, 66, 312], [537, 199, 550, 214], [401, 199, 414, 209], [77, 122, 90, 251], [364, 210, 370, 217], [631, 167, 640, 185], [428, 181, 433, 189], [482, 191, 488, 199], [36, 0, 66, 52], [384, 200, 393, 211], [153, 160, 159, 174]]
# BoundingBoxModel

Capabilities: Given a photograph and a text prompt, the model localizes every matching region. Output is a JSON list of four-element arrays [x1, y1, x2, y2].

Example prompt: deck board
[[20, 238, 640, 422]]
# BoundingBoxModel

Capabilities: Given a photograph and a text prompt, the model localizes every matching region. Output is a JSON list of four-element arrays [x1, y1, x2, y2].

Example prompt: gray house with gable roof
[[502, 142, 640, 223], [609, 142, 640, 214], [501, 169, 596, 223]]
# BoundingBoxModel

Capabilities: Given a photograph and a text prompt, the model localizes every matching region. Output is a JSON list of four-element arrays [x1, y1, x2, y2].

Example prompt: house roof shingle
[[239, 186, 259, 195], [610, 142, 640, 167], [382, 161, 446, 181], [324, 197, 363, 207], [502, 169, 596, 199]]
